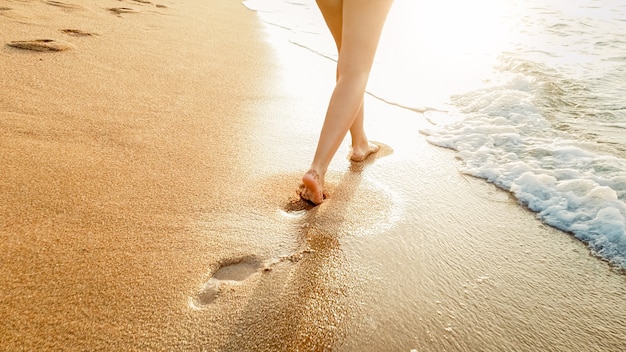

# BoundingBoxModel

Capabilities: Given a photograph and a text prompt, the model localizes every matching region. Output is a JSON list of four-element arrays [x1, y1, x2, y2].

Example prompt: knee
[[336, 67, 370, 90], [336, 53, 375, 85]]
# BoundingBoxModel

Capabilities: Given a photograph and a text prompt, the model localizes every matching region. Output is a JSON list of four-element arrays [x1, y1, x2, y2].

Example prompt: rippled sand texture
[[1, 0, 625, 351]]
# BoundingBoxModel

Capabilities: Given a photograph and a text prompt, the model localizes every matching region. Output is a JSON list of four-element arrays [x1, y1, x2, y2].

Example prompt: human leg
[[301, 0, 393, 204], [316, 0, 379, 162], [348, 103, 380, 162], [315, 0, 343, 50]]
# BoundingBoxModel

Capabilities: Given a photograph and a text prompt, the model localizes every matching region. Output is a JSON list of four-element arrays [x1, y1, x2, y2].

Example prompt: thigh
[[316, 0, 344, 50], [338, 0, 394, 76]]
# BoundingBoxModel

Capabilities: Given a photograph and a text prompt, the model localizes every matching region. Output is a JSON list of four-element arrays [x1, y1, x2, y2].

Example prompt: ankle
[[352, 138, 371, 151], [308, 165, 327, 180]]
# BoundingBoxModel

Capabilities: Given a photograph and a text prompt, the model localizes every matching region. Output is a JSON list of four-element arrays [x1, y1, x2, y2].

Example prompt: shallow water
[[244, 0, 626, 269]]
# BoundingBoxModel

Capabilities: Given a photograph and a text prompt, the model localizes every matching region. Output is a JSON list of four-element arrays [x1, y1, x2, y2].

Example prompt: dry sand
[[1, 0, 625, 351]]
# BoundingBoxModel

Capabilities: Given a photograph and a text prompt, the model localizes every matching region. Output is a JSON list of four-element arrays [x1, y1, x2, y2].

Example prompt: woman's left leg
[[302, 0, 394, 204], [315, 0, 378, 163]]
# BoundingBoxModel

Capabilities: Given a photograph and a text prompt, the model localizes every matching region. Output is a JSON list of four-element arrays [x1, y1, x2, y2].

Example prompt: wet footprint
[[191, 257, 262, 307], [7, 39, 73, 52], [190, 249, 315, 309], [60, 29, 97, 37]]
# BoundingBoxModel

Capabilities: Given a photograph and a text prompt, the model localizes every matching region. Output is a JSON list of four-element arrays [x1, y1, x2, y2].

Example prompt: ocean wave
[[422, 63, 626, 269]]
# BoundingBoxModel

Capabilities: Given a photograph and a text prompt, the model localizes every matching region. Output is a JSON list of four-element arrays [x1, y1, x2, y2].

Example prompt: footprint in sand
[[45, 0, 83, 11], [190, 249, 315, 308], [60, 29, 97, 37], [128, 0, 167, 7], [126, 0, 169, 9], [191, 257, 262, 307], [7, 39, 73, 52], [108, 7, 137, 16]]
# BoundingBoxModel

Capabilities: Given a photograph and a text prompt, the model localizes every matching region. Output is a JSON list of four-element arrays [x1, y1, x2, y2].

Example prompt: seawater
[[243, 0, 626, 269]]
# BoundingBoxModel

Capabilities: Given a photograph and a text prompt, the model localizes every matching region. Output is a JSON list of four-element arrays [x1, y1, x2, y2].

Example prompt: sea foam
[[422, 70, 626, 269]]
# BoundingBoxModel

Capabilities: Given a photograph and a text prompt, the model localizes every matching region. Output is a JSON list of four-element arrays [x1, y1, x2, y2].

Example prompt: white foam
[[423, 72, 626, 269]]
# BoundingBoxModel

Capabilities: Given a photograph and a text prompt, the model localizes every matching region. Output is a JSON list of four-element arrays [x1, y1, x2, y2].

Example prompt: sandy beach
[[1, 0, 625, 351]]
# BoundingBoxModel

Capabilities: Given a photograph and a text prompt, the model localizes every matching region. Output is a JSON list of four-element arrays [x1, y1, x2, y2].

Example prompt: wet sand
[[1, 0, 625, 351]]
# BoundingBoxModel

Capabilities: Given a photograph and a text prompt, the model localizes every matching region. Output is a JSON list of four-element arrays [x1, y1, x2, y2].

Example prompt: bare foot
[[300, 170, 324, 205], [350, 142, 380, 162]]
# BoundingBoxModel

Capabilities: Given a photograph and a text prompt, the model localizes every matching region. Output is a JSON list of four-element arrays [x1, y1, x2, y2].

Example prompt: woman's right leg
[[302, 0, 393, 204], [315, 0, 379, 162]]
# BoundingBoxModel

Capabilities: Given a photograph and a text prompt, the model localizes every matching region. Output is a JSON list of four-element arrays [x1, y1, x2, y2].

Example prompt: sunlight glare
[[373, 0, 517, 107]]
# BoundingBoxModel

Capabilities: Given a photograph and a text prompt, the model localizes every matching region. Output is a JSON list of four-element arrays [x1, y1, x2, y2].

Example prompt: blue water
[[244, 0, 626, 270]]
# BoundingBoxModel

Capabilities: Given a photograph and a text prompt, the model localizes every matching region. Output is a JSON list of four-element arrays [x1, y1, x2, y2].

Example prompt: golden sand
[[1, 0, 625, 351]]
